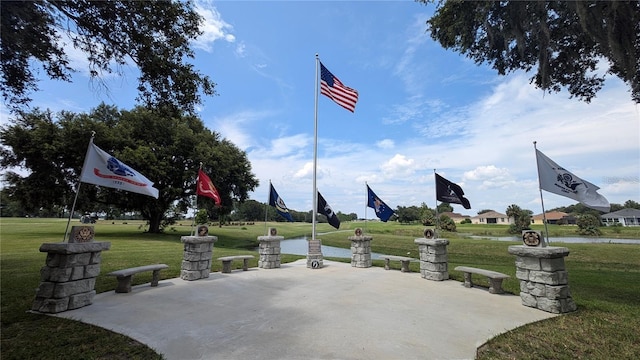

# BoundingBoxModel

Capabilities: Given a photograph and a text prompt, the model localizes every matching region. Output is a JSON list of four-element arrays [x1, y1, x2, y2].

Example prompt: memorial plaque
[[269, 227, 277, 236], [68, 226, 95, 243], [197, 225, 209, 236], [522, 230, 542, 247], [308, 239, 322, 254], [423, 228, 434, 239]]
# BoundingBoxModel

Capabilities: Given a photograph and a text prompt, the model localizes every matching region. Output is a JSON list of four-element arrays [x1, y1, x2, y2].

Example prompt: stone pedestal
[[181, 235, 217, 280], [414, 238, 449, 281], [306, 239, 323, 269], [257, 235, 282, 269], [349, 235, 372, 268], [508, 245, 577, 314], [32, 241, 111, 313]]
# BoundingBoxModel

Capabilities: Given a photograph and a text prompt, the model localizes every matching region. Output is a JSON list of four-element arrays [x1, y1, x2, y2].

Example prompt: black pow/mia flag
[[435, 173, 471, 209], [317, 191, 340, 229]]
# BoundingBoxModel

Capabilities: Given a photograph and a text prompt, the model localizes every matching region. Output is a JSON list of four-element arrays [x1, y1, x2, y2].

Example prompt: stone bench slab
[[454, 266, 510, 294], [107, 264, 168, 293], [383, 256, 419, 272], [217, 255, 255, 273]]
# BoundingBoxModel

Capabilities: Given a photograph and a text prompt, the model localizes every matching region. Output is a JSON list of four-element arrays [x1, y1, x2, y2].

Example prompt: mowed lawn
[[1, 218, 639, 359]]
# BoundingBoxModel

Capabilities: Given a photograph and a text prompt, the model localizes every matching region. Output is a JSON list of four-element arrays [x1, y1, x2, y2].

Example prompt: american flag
[[320, 61, 359, 112]]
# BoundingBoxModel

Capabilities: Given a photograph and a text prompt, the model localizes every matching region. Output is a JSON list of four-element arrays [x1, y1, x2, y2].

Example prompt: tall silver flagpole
[[312, 54, 320, 241], [265, 179, 271, 235], [364, 182, 368, 234], [533, 141, 550, 247], [433, 169, 440, 239], [190, 162, 203, 236]]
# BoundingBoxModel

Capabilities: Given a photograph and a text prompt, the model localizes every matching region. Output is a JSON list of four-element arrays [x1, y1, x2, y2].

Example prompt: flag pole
[[533, 141, 550, 247], [63, 132, 95, 242], [190, 163, 203, 236], [364, 182, 368, 234], [312, 54, 320, 242], [433, 169, 439, 239], [265, 180, 271, 235]]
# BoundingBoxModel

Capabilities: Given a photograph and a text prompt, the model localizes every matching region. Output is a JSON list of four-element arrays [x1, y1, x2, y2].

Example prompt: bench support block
[[115, 276, 132, 293], [218, 256, 254, 273], [455, 266, 509, 295], [488, 278, 505, 294]]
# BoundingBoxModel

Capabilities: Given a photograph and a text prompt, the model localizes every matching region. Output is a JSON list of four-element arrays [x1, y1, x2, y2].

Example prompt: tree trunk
[[147, 210, 164, 233]]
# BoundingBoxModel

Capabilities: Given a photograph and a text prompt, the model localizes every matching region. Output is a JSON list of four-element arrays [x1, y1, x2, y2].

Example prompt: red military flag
[[197, 169, 221, 205]]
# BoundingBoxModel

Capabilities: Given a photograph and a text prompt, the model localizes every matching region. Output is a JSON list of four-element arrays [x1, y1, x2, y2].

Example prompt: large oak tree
[[1, 0, 214, 113], [421, 0, 640, 103], [0, 104, 259, 233]]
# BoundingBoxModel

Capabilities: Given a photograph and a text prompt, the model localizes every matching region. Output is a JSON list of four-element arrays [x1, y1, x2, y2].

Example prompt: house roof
[[473, 211, 507, 219], [441, 212, 471, 219], [532, 211, 568, 221], [601, 208, 640, 218]]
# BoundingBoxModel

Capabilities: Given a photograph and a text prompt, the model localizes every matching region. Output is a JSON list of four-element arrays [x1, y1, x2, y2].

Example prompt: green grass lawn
[[1, 218, 639, 359]]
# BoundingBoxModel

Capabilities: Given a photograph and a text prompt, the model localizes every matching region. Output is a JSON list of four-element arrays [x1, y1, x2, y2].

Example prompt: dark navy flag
[[435, 173, 471, 209], [317, 191, 340, 229], [367, 185, 395, 222], [268, 183, 293, 222]]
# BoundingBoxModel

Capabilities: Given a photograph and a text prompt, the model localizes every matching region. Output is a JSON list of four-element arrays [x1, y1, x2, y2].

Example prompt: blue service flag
[[367, 185, 395, 222], [268, 183, 294, 222]]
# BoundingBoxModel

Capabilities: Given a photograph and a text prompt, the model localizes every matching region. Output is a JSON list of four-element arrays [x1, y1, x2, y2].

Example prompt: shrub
[[576, 214, 602, 236]]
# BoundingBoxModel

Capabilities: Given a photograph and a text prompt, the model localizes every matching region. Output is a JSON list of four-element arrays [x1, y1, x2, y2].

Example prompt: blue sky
[[2, 0, 639, 218]]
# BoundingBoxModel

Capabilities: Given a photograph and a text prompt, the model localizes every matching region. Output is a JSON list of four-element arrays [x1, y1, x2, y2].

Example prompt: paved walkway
[[56, 260, 555, 360]]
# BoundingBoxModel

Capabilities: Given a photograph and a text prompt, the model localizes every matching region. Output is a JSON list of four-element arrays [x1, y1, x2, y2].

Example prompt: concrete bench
[[454, 266, 510, 294], [217, 255, 255, 273], [383, 255, 419, 272], [107, 264, 169, 293]]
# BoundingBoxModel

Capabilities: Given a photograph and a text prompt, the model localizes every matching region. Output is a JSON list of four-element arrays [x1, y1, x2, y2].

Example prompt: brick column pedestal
[[258, 234, 282, 269], [349, 232, 372, 268], [306, 239, 323, 269], [32, 241, 111, 313], [181, 235, 217, 280], [414, 238, 449, 281], [508, 245, 577, 314]]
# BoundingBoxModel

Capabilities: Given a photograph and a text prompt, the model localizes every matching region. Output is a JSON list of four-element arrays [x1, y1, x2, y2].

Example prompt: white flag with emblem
[[536, 149, 609, 212], [80, 139, 159, 199]]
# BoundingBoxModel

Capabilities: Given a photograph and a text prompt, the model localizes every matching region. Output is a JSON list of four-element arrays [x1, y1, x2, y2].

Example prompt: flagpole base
[[307, 239, 323, 269]]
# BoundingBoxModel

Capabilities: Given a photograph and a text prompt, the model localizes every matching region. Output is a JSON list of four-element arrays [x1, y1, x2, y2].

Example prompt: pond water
[[274, 237, 393, 259], [467, 235, 640, 245], [267, 235, 640, 258]]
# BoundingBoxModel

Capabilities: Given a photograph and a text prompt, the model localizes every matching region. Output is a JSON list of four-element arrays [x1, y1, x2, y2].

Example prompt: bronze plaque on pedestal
[[68, 226, 95, 243]]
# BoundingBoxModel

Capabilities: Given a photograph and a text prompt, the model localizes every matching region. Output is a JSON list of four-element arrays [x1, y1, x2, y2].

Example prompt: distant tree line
[[226, 199, 357, 224], [0, 104, 258, 233]]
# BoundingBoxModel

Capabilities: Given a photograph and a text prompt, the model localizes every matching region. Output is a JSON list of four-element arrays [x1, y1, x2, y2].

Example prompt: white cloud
[[208, 109, 277, 150], [293, 162, 330, 180], [463, 165, 512, 185], [380, 154, 416, 177], [267, 134, 310, 158], [376, 139, 394, 149], [193, 1, 236, 52], [235, 42, 246, 57]]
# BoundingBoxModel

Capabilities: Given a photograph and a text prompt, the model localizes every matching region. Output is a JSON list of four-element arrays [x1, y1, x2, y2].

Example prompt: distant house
[[471, 211, 512, 225], [440, 212, 471, 223], [532, 211, 576, 225], [601, 208, 640, 227]]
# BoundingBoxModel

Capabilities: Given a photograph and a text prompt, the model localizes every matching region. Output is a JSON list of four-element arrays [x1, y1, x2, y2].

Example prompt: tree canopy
[[0, 104, 258, 232], [422, 0, 640, 103], [1, 0, 214, 113]]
